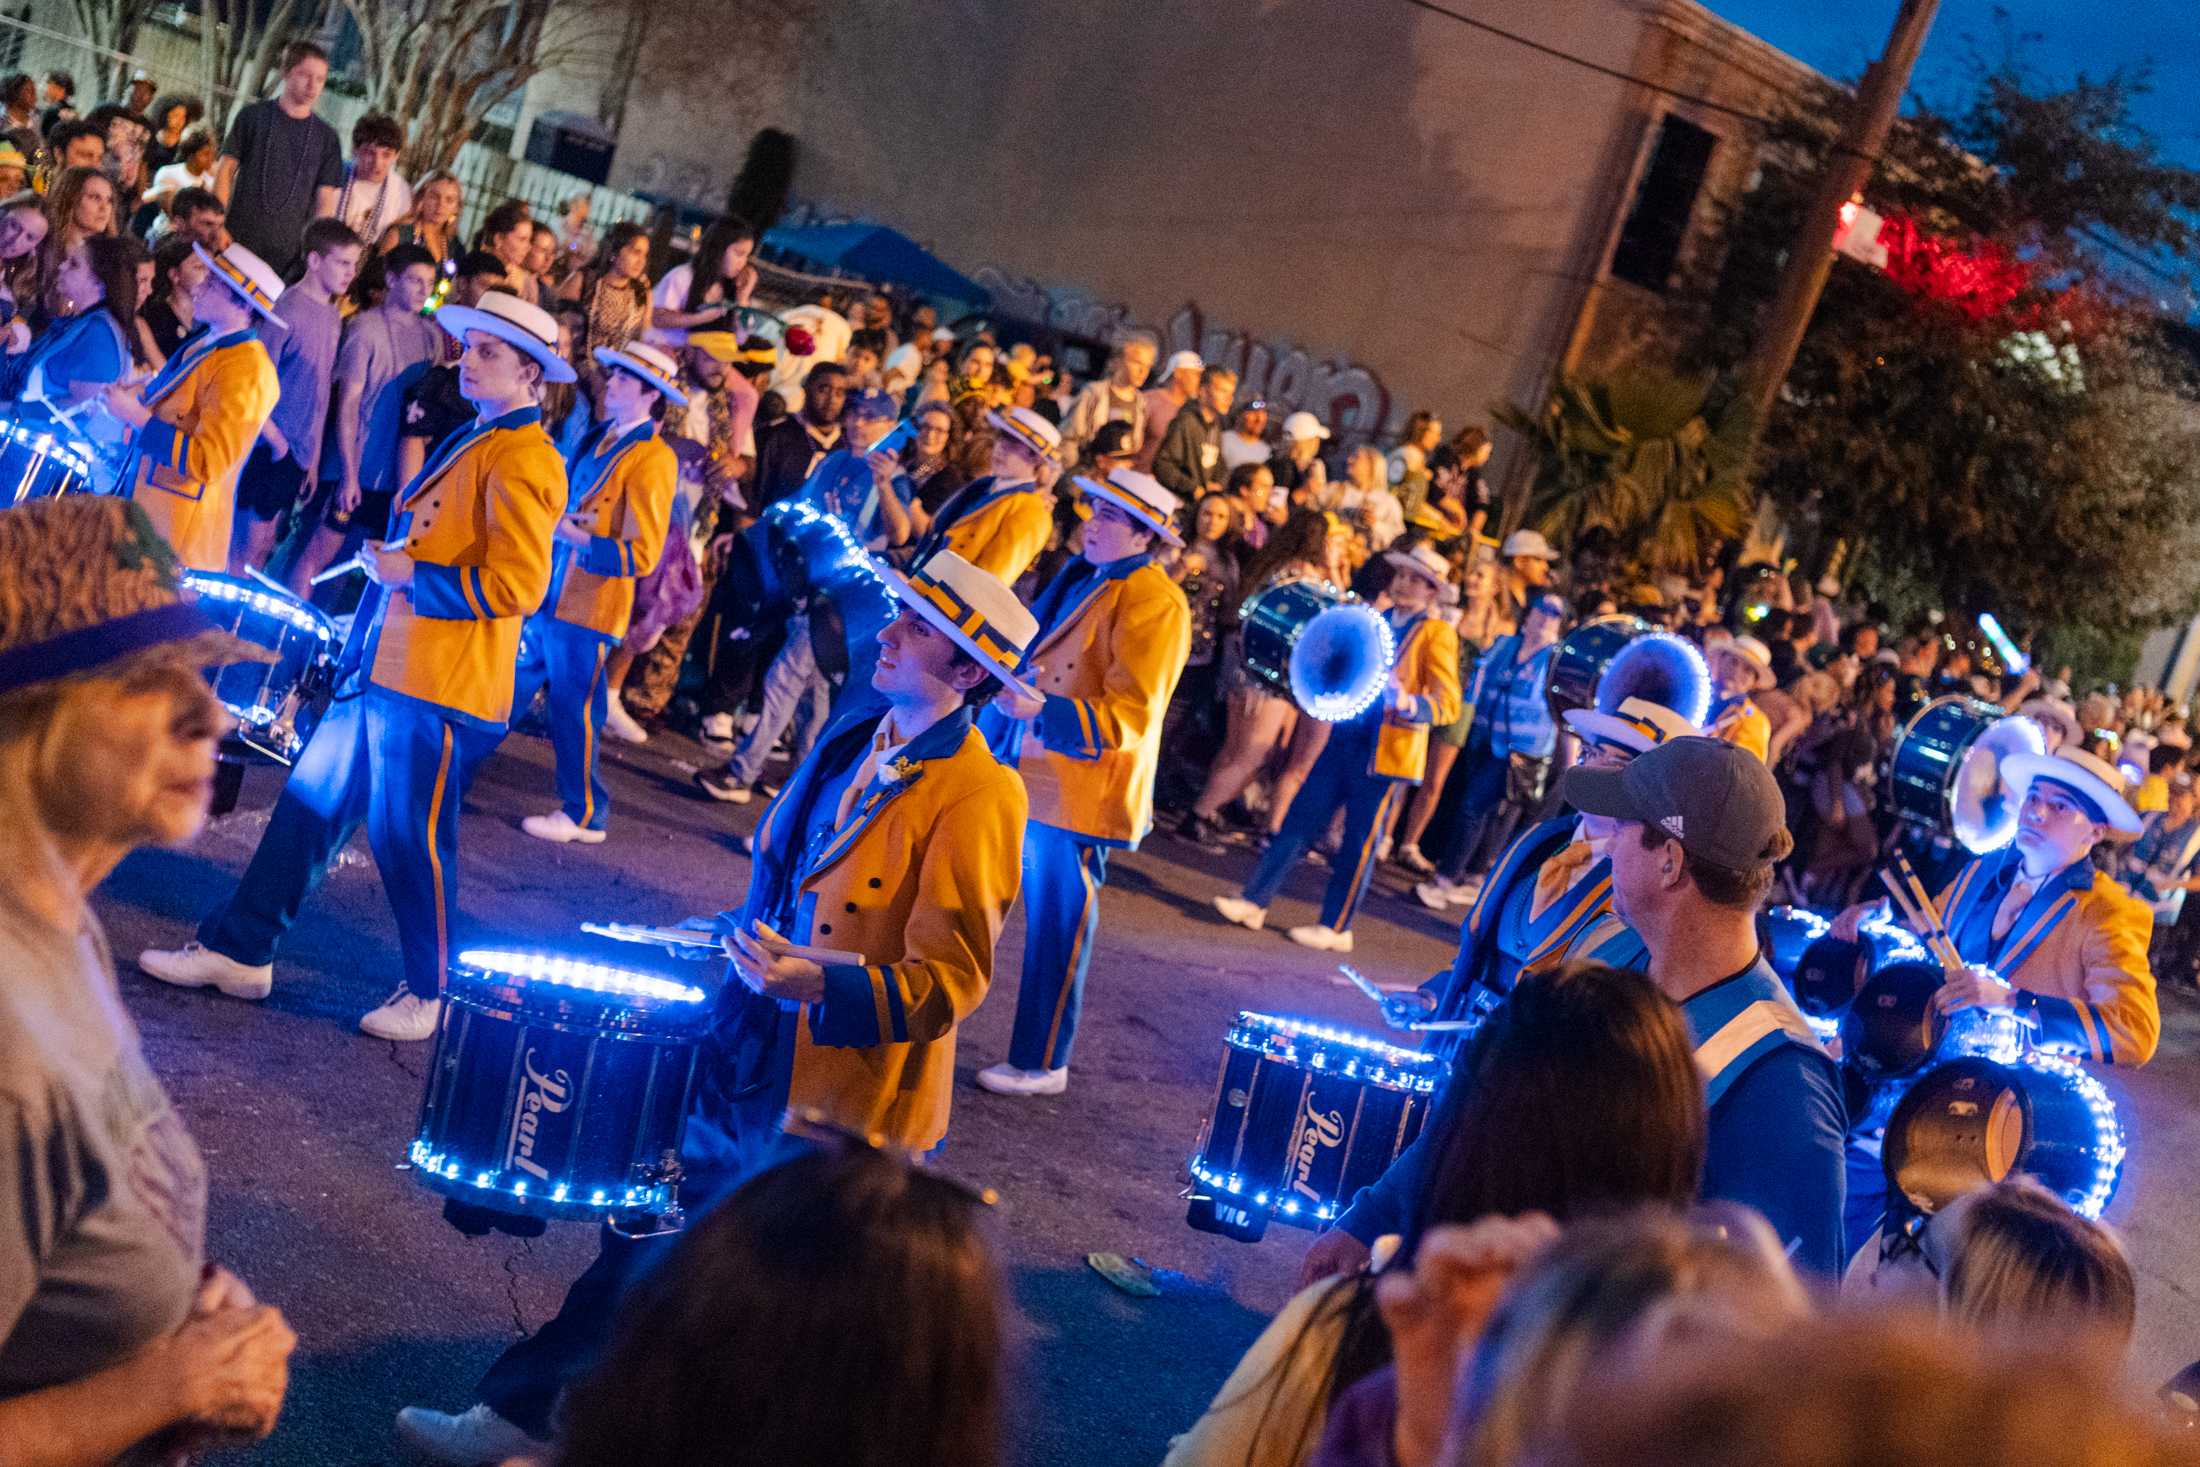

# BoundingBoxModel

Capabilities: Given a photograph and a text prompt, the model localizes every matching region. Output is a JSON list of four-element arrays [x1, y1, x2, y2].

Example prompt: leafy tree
[[1683, 56, 2200, 651], [1496, 368, 1755, 578]]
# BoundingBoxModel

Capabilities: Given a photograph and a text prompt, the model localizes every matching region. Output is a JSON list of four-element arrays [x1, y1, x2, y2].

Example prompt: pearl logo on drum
[[1291, 1107, 1346, 1202], [507, 1048, 574, 1181]]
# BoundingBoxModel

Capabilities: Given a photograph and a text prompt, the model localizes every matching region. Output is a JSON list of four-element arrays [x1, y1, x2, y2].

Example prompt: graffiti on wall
[[971, 266, 1396, 440]]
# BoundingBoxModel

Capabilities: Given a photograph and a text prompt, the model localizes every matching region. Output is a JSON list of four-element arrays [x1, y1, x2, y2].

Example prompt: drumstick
[[310, 553, 368, 586], [1893, 852, 1965, 969], [1878, 868, 1963, 973], [1338, 964, 1389, 1007]]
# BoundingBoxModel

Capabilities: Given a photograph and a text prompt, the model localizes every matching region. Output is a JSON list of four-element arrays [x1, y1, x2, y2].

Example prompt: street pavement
[[94, 725, 2200, 1466]]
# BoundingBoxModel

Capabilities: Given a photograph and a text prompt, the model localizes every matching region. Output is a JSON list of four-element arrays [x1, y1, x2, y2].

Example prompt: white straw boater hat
[[433, 291, 577, 384], [986, 404, 1061, 461], [2002, 746, 2143, 837], [1074, 467, 1182, 547], [1565, 696, 1702, 756], [1383, 541, 1451, 587], [592, 341, 688, 407], [884, 551, 1039, 689], [1717, 631, 1776, 690], [191, 240, 285, 327]]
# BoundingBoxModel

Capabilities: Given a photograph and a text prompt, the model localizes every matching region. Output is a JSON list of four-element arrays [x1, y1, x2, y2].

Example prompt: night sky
[[1701, 1, 2198, 169]]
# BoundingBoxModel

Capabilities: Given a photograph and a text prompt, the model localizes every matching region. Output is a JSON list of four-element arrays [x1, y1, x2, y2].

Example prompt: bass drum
[[1839, 961, 1949, 1080], [1544, 615, 1650, 721], [1887, 696, 2045, 855], [1239, 579, 1395, 722], [1883, 1054, 2127, 1220]]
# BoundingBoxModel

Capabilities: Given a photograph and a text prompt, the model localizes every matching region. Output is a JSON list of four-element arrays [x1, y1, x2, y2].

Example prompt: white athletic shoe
[[601, 695, 649, 744], [137, 943, 273, 1000], [975, 1062, 1069, 1097], [360, 988, 443, 1042], [521, 810, 608, 845], [393, 1403, 547, 1465], [1287, 923, 1355, 954], [699, 712, 736, 744], [1212, 894, 1267, 931], [1414, 877, 1481, 912]]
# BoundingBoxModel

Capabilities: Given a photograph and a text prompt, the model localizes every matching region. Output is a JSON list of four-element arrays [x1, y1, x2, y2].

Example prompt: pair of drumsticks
[[1878, 854, 1964, 974]]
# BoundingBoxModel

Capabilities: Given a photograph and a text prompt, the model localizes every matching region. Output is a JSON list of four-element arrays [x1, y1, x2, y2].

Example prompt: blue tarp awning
[[760, 222, 990, 304]]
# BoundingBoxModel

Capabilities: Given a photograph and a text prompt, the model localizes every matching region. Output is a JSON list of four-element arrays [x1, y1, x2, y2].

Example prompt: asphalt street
[[93, 724, 2200, 1466]]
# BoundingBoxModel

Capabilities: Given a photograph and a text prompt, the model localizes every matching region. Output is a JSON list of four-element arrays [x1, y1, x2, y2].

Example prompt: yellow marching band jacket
[[124, 327, 280, 572], [934, 475, 1054, 584], [360, 406, 564, 729], [546, 420, 676, 641], [1004, 559, 1193, 847], [1371, 613, 1465, 782]]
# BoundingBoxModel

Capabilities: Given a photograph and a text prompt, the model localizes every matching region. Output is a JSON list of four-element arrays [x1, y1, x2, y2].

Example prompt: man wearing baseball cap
[[905, 404, 1060, 584], [1136, 349, 1204, 472], [141, 292, 569, 1042], [1301, 691, 1708, 1285], [975, 467, 1191, 1097], [1564, 736, 1846, 1274], [1827, 742, 2157, 1254], [1268, 409, 1331, 497], [105, 239, 284, 571], [507, 341, 684, 844]]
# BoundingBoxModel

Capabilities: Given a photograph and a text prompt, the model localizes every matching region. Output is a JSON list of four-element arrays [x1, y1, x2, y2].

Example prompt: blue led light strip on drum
[[1186, 1157, 1341, 1222], [2020, 1051, 2127, 1220], [181, 572, 334, 640], [456, 949, 707, 1005], [1224, 1012, 1443, 1095], [406, 1138, 673, 1214]]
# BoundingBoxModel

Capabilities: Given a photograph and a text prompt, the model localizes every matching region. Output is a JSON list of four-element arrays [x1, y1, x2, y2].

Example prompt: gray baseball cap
[[1562, 736, 1787, 870]]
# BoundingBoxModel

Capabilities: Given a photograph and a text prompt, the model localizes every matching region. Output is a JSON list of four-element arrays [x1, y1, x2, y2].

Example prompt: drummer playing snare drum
[[1829, 745, 2159, 1254]]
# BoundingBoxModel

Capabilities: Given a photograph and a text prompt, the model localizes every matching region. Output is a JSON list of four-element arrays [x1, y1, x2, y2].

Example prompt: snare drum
[[1887, 697, 2045, 854], [1239, 580, 1395, 722], [0, 414, 95, 508], [410, 949, 712, 1226], [181, 571, 335, 764], [1187, 1012, 1446, 1242]]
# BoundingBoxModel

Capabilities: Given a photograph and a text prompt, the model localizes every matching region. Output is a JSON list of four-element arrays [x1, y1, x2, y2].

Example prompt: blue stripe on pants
[[1007, 825, 1109, 1072], [1240, 726, 1402, 933], [199, 691, 501, 999], [511, 616, 614, 830]]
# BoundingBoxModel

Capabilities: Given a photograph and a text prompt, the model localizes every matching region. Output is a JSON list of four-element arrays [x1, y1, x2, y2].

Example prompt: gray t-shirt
[[0, 904, 206, 1398], [260, 286, 343, 475], [319, 305, 443, 491]]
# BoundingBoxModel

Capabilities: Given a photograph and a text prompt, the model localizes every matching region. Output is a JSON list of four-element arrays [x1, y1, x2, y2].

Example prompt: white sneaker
[[137, 943, 273, 1000], [360, 988, 443, 1042], [975, 1062, 1068, 1097], [1287, 923, 1354, 954], [700, 712, 735, 744], [393, 1403, 547, 1465], [602, 695, 649, 745], [521, 810, 608, 845], [1415, 878, 1482, 912], [1447, 877, 1484, 908], [1212, 894, 1267, 931]]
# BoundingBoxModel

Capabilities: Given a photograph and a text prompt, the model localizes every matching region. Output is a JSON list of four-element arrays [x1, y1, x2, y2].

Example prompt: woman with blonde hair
[[1937, 1178, 2136, 1344], [380, 168, 463, 269]]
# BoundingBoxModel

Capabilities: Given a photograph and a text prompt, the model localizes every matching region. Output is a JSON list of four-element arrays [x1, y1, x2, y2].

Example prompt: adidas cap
[[1561, 736, 1787, 871]]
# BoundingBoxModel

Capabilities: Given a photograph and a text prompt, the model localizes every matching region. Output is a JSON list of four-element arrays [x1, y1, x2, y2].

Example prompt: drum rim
[[450, 949, 710, 1013]]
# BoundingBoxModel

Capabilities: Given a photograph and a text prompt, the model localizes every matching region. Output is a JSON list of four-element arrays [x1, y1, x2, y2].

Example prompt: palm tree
[[1496, 368, 1757, 575]]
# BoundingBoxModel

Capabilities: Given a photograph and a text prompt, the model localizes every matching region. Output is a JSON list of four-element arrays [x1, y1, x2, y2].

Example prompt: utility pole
[[1736, 0, 1942, 428]]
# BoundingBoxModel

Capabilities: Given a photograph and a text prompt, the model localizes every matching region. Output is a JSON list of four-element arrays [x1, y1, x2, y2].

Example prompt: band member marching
[[103, 241, 283, 572], [1704, 630, 1775, 761], [1829, 744, 2159, 1250], [396, 551, 1036, 1465], [1211, 542, 1462, 954], [973, 468, 1191, 1097], [906, 405, 1061, 583], [138, 294, 569, 1041], [508, 342, 681, 844]]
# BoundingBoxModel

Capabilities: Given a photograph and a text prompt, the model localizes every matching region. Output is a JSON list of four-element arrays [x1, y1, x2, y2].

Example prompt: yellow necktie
[[1991, 877, 2037, 943], [1530, 841, 1597, 921], [833, 729, 897, 828]]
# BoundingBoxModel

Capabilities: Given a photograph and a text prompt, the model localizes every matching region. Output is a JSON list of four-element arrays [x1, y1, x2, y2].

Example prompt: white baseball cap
[[1163, 350, 1204, 376], [1282, 410, 1330, 443]]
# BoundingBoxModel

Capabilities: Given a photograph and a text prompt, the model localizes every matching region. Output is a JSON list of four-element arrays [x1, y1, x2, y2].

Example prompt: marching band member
[[1830, 744, 2158, 1251], [906, 404, 1060, 583], [138, 293, 568, 1041], [508, 341, 680, 845], [1303, 739, 1847, 1286], [103, 241, 283, 572], [1704, 629, 1775, 761], [1395, 696, 1704, 1042], [397, 552, 1035, 1465], [1211, 542, 1462, 954], [973, 468, 1191, 1097]]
